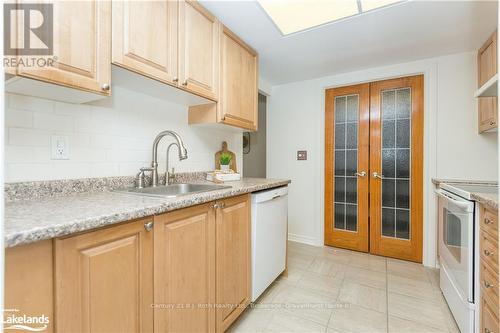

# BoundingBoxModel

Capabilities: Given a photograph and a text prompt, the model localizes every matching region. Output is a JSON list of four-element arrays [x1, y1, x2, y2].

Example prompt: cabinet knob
[[101, 83, 110, 91], [144, 221, 153, 232], [484, 249, 494, 257], [483, 280, 494, 288], [490, 121, 496, 126], [485, 328, 493, 333], [173, 77, 179, 83], [182, 80, 188, 86]]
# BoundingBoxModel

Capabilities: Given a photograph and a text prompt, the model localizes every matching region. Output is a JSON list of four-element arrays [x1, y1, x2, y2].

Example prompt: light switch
[[51, 135, 69, 160], [297, 150, 307, 160]]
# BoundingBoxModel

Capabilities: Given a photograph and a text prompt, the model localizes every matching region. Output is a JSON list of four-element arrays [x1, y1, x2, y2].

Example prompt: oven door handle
[[435, 189, 474, 212]]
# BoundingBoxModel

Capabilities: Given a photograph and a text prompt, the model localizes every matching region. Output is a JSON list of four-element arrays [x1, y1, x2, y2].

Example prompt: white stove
[[435, 182, 497, 333]]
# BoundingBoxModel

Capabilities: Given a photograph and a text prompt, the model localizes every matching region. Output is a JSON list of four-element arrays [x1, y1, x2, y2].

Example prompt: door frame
[[324, 83, 370, 252]]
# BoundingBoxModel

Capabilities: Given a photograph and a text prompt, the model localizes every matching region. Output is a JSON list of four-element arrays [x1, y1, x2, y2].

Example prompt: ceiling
[[200, 0, 498, 85]]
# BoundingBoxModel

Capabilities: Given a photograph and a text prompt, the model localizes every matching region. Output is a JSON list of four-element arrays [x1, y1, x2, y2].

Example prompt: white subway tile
[[8, 94, 54, 113], [6, 163, 54, 182], [9, 128, 50, 146], [90, 163, 120, 177], [5, 146, 33, 163], [32, 146, 51, 163], [70, 147, 106, 162], [54, 101, 91, 116], [33, 112, 74, 131], [5, 109, 33, 128]]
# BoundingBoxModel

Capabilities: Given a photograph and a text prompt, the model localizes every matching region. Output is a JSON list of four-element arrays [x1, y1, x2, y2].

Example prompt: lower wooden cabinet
[[154, 202, 216, 332], [5, 195, 252, 332], [54, 218, 154, 332], [216, 194, 252, 331], [479, 206, 499, 333]]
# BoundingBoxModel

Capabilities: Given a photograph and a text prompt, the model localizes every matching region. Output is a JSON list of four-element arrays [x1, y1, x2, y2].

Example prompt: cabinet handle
[[484, 249, 494, 257], [144, 221, 153, 232], [484, 218, 493, 225], [182, 80, 188, 86], [173, 77, 179, 83], [101, 83, 110, 91], [485, 328, 493, 333], [483, 280, 494, 288]]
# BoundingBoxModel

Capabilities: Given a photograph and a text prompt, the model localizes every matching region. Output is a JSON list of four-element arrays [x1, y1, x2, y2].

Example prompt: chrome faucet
[[137, 130, 188, 188], [165, 142, 179, 185]]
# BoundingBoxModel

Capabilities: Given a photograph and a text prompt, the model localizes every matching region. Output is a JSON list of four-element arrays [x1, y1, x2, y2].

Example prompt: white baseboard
[[287, 233, 319, 246]]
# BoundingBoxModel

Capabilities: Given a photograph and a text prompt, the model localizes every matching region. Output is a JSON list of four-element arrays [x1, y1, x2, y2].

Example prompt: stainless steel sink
[[114, 183, 231, 198]]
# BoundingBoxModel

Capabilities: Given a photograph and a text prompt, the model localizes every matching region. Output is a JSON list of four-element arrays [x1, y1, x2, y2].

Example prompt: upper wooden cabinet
[[219, 26, 259, 130], [112, 0, 178, 86], [13, 1, 111, 96], [54, 218, 154, 332], [179, 0, 219, 100], [478, 32, 497, 87], [188, 25, 259, 131], [477, 31, 498, 133], [154, 203, 216, 333], [216, 194, 251, 331]]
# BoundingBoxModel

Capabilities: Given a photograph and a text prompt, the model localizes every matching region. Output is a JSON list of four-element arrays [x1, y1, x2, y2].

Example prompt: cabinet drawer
[[481, 260, 499, 315], [481, 295, 499, 333], [481, 209, 499, 239], [481, 230, 499, 272]]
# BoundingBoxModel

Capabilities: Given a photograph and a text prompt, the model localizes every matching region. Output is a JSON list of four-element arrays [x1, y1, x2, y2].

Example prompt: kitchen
[[1, 1, 499, 333]]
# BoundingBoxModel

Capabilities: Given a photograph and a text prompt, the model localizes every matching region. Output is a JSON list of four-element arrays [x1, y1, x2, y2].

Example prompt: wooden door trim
[[324, 83, 370, 252], [369, 75, 424, 263]]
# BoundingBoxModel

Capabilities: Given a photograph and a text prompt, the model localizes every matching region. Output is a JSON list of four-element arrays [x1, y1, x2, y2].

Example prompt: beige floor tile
[[328, 304, 387, 333], [317, 247, 353, 264], [288, 241, 323, 257], [296, 271, 344, 298], [227, 308, 274, 333], [272, 284, 336, 325], [338, 281, 387, 313], [388, 315, 448, 333], [265, 311, 327, 332], [348, 252, 387, 273], [344, 266, 387, 290], [388, 292, 449, 331], [307, 257, 348, 278], [288, 252, 316, 270], [426, 268, 441, 290], [276, 266, 306, 285], [387, 258, 430, 282], [388, 274, 442, 301], [255, 281, 289, 304]]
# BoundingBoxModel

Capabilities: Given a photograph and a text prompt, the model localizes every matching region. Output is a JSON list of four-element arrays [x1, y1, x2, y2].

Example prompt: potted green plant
[[219, 152, 232, 172]]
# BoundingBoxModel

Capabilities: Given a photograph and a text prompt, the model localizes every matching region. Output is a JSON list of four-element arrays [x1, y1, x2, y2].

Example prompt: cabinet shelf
[[475, 74, 498, 97]]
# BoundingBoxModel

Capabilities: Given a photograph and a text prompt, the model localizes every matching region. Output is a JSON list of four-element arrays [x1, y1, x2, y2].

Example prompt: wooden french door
[[325, 83, 370, 252], [325, 75, 423, 263]]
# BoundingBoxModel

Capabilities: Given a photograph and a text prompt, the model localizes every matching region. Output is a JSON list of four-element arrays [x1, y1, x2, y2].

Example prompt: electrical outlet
[[51, 135, 69, 160]]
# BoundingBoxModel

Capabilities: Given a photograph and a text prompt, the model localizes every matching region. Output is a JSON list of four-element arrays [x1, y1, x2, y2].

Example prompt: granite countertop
[[5, 178, 290, 248], [432, 178, 498, 211], [471, 192, 499, 211]]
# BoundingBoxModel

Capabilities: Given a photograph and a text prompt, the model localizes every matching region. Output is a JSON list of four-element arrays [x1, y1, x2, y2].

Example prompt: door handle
[[354, 171, 366, 178], [372, 172, 384, 179], [483, 280, 494, 289], [484, 249, 495, 257]]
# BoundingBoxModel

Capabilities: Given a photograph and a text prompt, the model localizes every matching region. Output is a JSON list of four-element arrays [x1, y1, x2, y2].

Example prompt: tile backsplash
[[5, 87, 242, 182]]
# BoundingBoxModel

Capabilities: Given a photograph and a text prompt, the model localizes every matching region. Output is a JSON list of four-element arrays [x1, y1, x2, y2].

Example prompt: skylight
[[258, 0, 404, 35]]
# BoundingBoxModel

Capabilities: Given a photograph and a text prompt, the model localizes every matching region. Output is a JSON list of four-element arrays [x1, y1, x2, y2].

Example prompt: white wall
[[4, 87, 242, 182], [267, 52, 498, 267]]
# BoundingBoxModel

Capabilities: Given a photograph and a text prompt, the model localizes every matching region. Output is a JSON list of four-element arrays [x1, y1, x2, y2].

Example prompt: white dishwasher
[[251, 186, 288, 302]]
